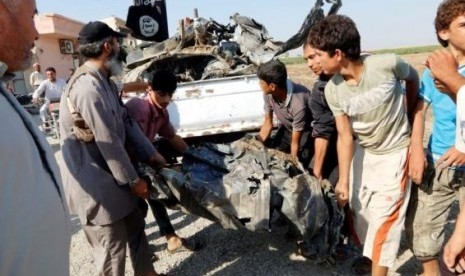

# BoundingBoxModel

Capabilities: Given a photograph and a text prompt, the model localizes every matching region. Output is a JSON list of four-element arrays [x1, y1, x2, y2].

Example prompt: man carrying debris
[[257, 59, 314, 169], [59, 21, 165, 275], [308, 14, 419, 276], [302, 43, 338, 182], [125, 70, 197, 254]]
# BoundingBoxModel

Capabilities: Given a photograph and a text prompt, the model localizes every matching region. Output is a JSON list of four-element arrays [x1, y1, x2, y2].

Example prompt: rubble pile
[[123, 14, 282, 83], [149, 136, 344, 262], [122, 0, 342, 83]]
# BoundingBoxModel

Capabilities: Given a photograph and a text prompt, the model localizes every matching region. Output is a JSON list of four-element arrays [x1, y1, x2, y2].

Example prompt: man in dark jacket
[[303, 43, 338, 183]]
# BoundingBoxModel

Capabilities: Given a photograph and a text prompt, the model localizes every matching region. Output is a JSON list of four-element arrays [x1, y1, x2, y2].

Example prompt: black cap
[[78, 21, 126, 44]]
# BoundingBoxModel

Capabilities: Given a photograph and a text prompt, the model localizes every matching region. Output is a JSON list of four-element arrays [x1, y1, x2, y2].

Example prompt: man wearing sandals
[[125, 70, 197, 254]]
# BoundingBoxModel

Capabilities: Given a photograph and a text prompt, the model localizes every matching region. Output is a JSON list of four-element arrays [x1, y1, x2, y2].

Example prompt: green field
[[279, 45, 441, 65], [371, 45, 441, 55]]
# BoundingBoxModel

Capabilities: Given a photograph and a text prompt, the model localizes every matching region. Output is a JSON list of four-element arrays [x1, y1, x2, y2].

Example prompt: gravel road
[[38, 53, 457, 275], [42, 134, 426, 276]]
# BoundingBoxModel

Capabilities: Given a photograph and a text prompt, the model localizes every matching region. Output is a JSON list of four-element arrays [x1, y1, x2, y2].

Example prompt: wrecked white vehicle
[[122, 0, 340, 138], [122, 12, 282, 138], [124, 0, 344, 262]]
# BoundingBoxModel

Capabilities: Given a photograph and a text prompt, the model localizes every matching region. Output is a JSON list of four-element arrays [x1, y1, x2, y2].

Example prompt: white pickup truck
[[167, 74, 264, 139]]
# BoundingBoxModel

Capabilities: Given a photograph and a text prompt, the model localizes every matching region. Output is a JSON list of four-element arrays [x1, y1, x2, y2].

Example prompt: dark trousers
[[147, 199, 175, 236], [133, 158, 177, 238]]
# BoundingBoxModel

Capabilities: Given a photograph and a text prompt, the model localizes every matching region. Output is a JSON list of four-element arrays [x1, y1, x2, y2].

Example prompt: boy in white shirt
[[307, 14, 419, 276]]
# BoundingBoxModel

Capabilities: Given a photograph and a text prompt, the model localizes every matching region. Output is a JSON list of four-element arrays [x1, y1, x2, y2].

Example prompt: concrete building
[[33, 13, 84, 78], [11, 13, 83, 94], [13, 14, 130, 95]]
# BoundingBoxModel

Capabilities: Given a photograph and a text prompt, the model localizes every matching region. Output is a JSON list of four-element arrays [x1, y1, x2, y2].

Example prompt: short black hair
[[150, 70, 177, 94], [257, 59, 287, 89], [45, 67, 56, 73], [307, 14, 361, 61]]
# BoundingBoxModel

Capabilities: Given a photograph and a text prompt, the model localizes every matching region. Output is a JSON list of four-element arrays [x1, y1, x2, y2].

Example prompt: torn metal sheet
[[122, 0, 342, 84], [274, 0, 342, 57], [150, 136, 344, 261], [121, 1, 341, 139], [122, 12, 275, 83]]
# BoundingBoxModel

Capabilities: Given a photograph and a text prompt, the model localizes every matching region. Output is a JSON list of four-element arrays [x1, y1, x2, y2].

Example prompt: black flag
[[126, 0, 169, 42]]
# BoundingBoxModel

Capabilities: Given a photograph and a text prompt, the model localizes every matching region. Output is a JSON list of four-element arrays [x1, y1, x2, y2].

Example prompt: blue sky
[[37, 0, 443, 51]]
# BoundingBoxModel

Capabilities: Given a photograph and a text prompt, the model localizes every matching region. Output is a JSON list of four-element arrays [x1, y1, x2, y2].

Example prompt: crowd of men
[[2, 0, 465, 275]]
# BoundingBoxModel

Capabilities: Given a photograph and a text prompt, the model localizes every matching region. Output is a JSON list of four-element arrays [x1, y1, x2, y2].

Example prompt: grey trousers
[[406, 162, 465, 261], [82, 209, 155, 276]]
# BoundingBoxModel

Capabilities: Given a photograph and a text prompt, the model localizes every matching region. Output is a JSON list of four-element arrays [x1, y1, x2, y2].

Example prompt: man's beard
[[105, 49, 124, 77]]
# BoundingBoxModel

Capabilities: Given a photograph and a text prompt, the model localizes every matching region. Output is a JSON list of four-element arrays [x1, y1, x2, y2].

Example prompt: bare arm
[[313, 137, 329, 180], [426, 49, 465, 169], [32, 81, 46, 101], [258, 113, 273, 143], [444, 201, 465, 273], [167, 135, 188, 153], [334, 114, 353, 207], [125, 114, 169, 169], [290, 130, 302, 157], [147, 151, 167, 169], [404, 65, 420, 120], [408, 99, 427, 184]]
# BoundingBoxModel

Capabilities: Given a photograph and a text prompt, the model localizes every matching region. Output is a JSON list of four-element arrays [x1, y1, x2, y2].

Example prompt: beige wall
[[33, 37, 75, 81], [21, 14, 84, 92], [17, 14, 128, 94], [36, 14, 83, 38]]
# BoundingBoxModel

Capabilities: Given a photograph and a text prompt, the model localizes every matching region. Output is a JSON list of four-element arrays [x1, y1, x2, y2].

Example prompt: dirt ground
[[59, 52, 448, 276], [287, 52, 429, 88]]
